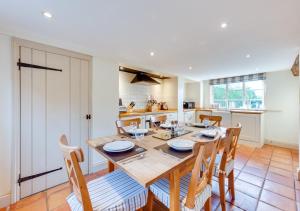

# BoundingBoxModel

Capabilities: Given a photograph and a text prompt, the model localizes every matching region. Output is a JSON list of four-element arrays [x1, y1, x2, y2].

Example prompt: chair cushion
[[213, 154, 234, 177], [150, 174, 211, 211], [67, 169, 148, 211]]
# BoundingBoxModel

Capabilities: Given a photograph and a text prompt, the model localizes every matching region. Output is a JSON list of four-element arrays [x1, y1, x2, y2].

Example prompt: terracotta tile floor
[[4, 144, 300, 211]]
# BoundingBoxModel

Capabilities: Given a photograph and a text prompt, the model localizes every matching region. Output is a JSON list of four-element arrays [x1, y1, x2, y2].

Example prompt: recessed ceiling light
[[150, 52, 155, 56], [221, 22, 228, 29], [42, 11, 52, 19], [188, 66, 192, 70], [246, 54, 251, 58]]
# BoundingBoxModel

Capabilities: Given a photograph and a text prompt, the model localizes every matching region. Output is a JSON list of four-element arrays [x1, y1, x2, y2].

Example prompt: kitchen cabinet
[[231, 112, 264, 147], [184, 111, 196, 124], [211, 111, 231, 127], [196, 110, 212, 123]]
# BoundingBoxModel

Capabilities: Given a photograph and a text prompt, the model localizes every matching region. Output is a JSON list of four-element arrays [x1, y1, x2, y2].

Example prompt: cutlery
[[121, 153, 146, 165]]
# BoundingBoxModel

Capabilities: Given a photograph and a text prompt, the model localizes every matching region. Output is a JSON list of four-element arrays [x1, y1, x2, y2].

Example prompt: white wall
[[184, 82, 201, 107], [119, 72, 163, 109], [264, 70, 299, 147], [162, 77, 178, 109], [201, 70, 299, 147], [0, 34, 13, 207], [91, 58, 119, 171]]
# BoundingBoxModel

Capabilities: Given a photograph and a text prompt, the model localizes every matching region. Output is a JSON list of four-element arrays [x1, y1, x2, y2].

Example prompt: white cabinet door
[[231, 113, 263, 146], [211, 111, 231, 127], [20, 47, 90, 198], [184, 111, 196, 123]]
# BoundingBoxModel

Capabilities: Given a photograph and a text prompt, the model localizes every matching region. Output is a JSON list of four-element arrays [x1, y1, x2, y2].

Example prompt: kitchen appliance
[[183, 102, 195, 109]]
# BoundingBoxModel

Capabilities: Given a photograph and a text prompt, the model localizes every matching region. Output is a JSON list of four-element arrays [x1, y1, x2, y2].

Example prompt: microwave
[[183, 102, 195, 109]]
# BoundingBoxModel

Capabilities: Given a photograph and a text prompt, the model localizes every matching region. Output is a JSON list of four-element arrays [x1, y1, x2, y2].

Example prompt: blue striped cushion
[[150, 174, 211, 210], [67, 169, 148, 211], [213, 154, 234, 176]]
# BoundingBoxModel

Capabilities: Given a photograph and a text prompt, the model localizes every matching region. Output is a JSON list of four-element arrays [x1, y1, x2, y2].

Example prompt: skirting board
[[91, 161, 108, 173], [0, 194, 10, 209], [239, 139, 263, 148], [265, 139, 298, 150]]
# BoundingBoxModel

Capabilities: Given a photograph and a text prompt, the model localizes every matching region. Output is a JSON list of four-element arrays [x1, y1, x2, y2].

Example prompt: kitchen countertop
[[196, 108, 265, 114], [119, 109, 178, 118]]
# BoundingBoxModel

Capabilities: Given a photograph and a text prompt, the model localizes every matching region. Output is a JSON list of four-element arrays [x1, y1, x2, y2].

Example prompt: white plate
[[192, 122, 206, 127], [103, 140, 134, 152], [167, 139, 195, 151], [126, 128, 148, 135], [160, 123, 174, 128], [200, 129, 217, 138]]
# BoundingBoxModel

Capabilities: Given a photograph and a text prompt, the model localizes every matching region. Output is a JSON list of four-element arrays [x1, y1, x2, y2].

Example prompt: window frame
[[210, 80, 265, 109]]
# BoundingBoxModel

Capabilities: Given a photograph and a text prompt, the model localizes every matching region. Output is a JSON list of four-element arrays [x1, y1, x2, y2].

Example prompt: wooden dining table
[[87, 126, 223, 211]]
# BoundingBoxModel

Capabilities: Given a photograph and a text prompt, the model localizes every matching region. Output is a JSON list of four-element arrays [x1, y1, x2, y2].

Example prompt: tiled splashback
[[119, 72, 163, 109]]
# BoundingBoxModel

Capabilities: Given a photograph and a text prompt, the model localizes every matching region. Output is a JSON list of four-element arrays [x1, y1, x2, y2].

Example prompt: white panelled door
[[19, 46, 90, 198]]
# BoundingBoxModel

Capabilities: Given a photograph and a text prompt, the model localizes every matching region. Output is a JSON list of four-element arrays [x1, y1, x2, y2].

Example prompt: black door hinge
[[86, 114, 92, 120], [18, 167, 62, 186]]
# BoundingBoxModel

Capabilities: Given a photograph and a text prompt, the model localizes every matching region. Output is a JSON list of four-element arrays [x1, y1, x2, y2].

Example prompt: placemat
[[154, 143, 193, 159], [96, 144, 147, 162], [121, 130, 156, 138], [152, 130, 193, 141]]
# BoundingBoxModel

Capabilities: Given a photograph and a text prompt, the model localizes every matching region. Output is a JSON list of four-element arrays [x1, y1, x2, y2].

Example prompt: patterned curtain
[[209, 73, 266, 85]]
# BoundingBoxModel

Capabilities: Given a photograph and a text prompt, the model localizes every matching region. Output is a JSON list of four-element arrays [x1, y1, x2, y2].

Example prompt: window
[[211, 80, 264, 109]]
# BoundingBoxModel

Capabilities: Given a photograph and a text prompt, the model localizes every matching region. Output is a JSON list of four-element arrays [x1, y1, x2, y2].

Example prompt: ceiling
[[0, 0, 299, 80]]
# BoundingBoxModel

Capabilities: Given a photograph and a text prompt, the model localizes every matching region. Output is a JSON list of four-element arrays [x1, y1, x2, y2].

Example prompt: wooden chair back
[[184, 134, 221, 209], [59, 135, 92, 211], [115, 118, 141, 134], [219, 123, 242, 173], [150, 115, 167, 128], [199, 115, 222, 126]]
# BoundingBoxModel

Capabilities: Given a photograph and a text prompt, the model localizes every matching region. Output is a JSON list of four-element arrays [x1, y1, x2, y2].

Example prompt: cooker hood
[[119, 66, 170, 85], [131, 73, 160, 85]]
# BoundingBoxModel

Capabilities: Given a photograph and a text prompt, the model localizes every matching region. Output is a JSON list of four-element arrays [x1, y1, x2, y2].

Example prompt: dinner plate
[[167, 139, 195, 151], [103, 140, 135, 152], [160, 123, 174, 129], [191, 122, 206, 128], [199, 129, 217, 138], [126, 128, 148, 135]]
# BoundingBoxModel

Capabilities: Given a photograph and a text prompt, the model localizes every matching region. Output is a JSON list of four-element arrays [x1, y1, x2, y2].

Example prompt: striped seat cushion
[[67, 169, 148, 211], [213, 154, 234, 176], [150, 174, 211, 211]]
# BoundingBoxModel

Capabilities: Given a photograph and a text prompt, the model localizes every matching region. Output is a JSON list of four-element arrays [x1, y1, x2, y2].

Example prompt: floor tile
[[266, 172, 294, 188], [234, 179, 261, 199], [260, 189, 296, 211], [263, 180, 295, 200], [271, 156, 293, 165], [215, 201, 244, 211], [47, 187, 71, 210], [270, 160, 293, 171], [238, 172, 264, 187], [268, 166, 293, 178], [225, 190, 258, 211], [51, 202, 71, 211], [242, 165, 267, 178], [256, 201, 281, 211]]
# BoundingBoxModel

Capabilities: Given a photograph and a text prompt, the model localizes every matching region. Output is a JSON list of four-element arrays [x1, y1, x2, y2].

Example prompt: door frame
[[11, 38, 93, 203]]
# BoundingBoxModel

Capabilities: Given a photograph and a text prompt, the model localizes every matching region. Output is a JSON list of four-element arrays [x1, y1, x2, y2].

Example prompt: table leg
[[169, 169, 180, 211], [108, 161, 115, 172]]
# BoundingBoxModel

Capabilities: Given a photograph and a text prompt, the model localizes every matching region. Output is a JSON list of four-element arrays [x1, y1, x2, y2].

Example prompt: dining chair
[[115, 118, 141, 134], [59, 135, 148, 211], [214, 123, 242, 211], [148, 134, 221, 211], [199, 115, 223, 126], [150, 115, 167, 128]]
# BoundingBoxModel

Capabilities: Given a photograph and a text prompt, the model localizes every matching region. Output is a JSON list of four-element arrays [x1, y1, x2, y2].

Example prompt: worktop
[[119, 109, 177, 118], [196, 108, 265, 114]]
